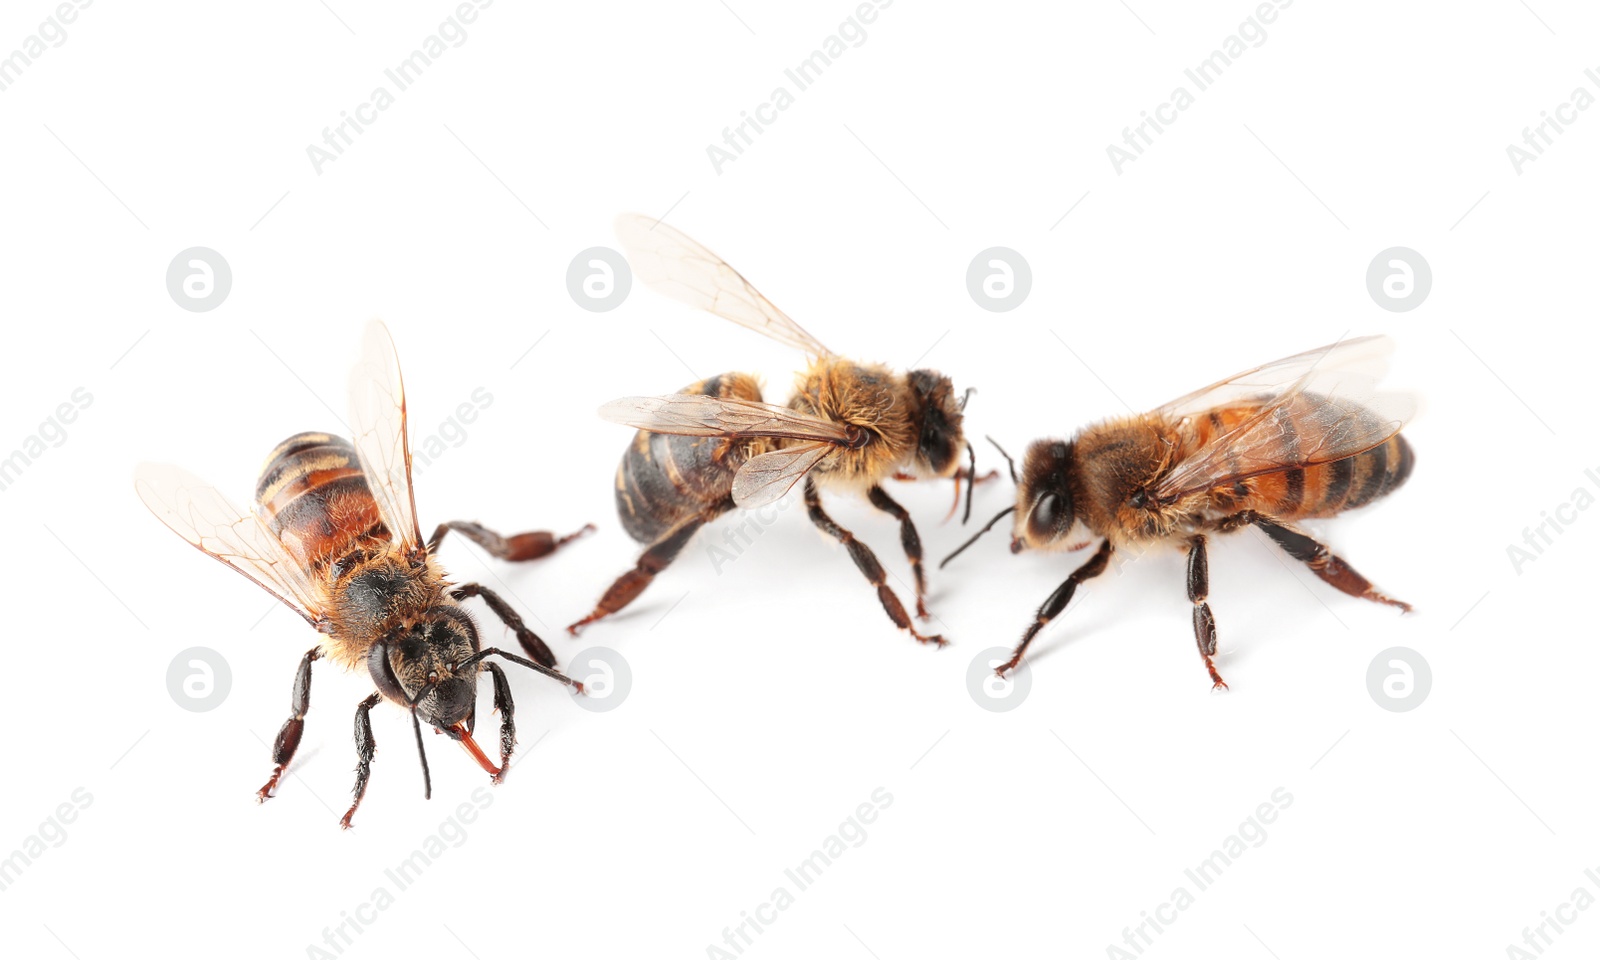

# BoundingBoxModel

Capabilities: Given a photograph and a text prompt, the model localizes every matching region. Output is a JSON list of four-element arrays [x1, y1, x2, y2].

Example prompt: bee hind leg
[[566, 504, 730, 635], [257, 647, 321, 802], [1187, 535, 1228, 691], [806, 479, 946, 647], [1243, 514, 1412, 613], [428, 520, 595, 561]]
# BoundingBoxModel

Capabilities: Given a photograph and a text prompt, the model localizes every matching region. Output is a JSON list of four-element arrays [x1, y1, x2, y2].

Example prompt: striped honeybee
[[950, 335, 1416, 689], [135, 321, 591, 827], [567, 214, 975, 645]]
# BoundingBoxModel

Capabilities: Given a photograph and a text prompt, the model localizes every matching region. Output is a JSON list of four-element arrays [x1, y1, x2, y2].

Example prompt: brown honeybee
[[135, 321, 591, 827], [950, 335, 1416, 689], [566, 214, 975, 645]]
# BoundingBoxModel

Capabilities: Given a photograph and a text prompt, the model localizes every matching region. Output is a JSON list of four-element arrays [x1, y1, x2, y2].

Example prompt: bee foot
[[256, 767, 286, 803]]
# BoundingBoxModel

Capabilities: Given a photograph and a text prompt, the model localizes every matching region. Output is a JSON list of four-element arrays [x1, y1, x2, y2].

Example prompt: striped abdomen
[[616, 373, 765, 543], [1195, 396, 1414, 520], [255, 432, 386, 571]]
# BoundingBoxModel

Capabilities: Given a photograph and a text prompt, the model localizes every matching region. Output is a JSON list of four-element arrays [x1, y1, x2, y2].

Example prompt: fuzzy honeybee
[[135, 321, 591, 827], [566, 214, 976, 645], [951, 335, 1416, 689]]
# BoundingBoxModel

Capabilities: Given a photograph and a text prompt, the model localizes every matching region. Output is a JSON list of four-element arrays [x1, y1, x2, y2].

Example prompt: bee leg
[[257, 647, 321, 802], [1187, 535, 1228, 691], [339, 692, 383, 830], [805, 479, 946, 647], [1250, 515, 1413, 613], [428, 520, 595, 561], [866, 485, 931, 619], [485, 662, 515, 783], [566, 504, 729, 635], [998, 539, 1113, 675], [451, 583, 557, 669]]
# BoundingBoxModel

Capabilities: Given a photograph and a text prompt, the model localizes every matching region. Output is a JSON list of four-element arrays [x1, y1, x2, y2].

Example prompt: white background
[[1, 2, 1597, 958]]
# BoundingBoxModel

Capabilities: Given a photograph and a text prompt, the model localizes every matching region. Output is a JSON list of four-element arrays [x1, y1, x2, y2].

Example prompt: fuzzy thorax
[[787, 357, 918, 491]]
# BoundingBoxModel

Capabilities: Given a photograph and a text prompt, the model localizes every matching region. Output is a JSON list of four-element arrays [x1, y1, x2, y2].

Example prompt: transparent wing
[[599, 394, 857, 445], [614, 213, 833, 357], [348, 320, 422, 553], [1152, 336, 1416, 502], [134, 463, 324, 626], [1156, 335, 1394, 419], [731, 443, 834, 509]]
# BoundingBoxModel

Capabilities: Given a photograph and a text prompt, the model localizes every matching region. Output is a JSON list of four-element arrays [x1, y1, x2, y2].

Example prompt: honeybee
[[952, 335, 1416, 689], [135, 321, 591, 827], [567, 214, 974, 645]]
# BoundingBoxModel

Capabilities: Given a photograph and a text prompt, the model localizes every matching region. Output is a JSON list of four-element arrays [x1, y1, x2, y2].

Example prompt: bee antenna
[[458, 647, 585, 695], [958, 386, 977, 411], [962, 441, 978, 525], [986, 435, 1018, 484], [408, 683, 434, 801], [939, 505, 1016, 569]]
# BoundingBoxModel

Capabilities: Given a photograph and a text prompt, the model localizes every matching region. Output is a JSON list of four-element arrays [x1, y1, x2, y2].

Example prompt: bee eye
[[1032, 493, 1061, 532]]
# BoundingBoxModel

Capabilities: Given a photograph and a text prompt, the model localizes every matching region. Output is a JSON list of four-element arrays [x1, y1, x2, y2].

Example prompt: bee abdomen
[[1339, 433, 1413, 511], [1280, 432, 1412, 518], [255, 432, 385, 570], [617, 373, 762, 543]]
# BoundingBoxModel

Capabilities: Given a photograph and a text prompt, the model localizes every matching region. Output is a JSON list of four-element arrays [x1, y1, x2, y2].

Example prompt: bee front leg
[[999, 539, 1113, 675], [806, 479, 946, 647], [257, 647, 320, 802], [452, 583, 557, 668], [339, 692, 383, 830], [485, 662, 515, 783], [1187, 535, 1228, 691], [866, 485, 931, 619], [428, 520, 595, 561]]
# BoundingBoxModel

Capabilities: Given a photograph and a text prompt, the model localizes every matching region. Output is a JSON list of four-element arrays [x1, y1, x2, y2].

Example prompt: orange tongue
[[451, 722, 501, 777]]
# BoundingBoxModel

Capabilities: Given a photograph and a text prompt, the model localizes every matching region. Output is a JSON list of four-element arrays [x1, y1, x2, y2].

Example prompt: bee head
[[1012, 439, 1089, 553], [368, 612, 481, 729], [906, 369, 968, 479]]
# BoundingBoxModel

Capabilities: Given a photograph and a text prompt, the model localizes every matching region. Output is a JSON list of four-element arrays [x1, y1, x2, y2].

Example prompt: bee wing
[[614, 213, 834, 357], [1155, 335, 1394, 419], [731, 442, 834, 509], [348, 320, 424, 554], [1152, 336, 1417, 502], [598, 394, 857, 445], [134, 463, 325, 626]]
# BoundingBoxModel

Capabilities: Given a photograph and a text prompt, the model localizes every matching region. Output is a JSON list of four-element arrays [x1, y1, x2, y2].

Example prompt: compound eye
[[1031, 493, 1061, 534]]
